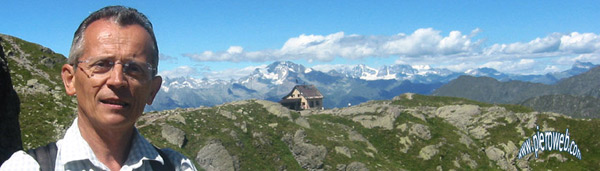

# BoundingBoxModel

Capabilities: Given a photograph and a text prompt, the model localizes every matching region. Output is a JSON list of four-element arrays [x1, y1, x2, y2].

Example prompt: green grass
[[392, 94, 491, 107], [497, 104, 535, 113], [527, 115, 600, 170], [3, 35, 77, 150]]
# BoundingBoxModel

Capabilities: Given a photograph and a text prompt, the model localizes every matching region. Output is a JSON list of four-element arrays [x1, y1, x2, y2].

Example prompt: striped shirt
[[0, 118, 196, 171]]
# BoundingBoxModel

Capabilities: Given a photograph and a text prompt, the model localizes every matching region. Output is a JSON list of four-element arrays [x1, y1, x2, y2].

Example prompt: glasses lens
[[124, 61, 152, 80], [79, 58, 108, 73], [79, 58, 154, 82]]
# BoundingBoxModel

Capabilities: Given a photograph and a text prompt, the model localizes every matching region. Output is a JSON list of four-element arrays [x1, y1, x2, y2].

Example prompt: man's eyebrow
[[86, 55, 147, 60]]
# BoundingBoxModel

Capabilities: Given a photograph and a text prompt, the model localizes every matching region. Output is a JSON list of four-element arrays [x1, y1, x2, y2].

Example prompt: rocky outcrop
[[335, 146, 352, 158], [256, 100, 293, 121], [337, 162, 369, 171], [419, 144, 439, 160], [347, 130, 377, 153], [435, 105, 480, 131], [282, 130, 327, 170], [0, 37, 22, 165], [409, 123, 431, 140], [161, 124, 186, 148], [196, 140, 238, 171]]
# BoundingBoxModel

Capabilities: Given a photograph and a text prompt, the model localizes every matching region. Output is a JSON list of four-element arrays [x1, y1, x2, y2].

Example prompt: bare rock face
[[419, 145, 439, 160], [345, 162, 368, 171], [195, 140, 238, 171], [282, 129, 327, 171], [255, 100, 293, 120], [409, 123, 431, 140], [337, 161, 369, 171], [161, 124, 186, 148], [335, 146, 352, 158], [0, 37, 23, 165]]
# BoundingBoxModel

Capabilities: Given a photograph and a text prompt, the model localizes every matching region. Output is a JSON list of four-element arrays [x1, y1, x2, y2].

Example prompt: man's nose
[[106, 63, 127, 87]]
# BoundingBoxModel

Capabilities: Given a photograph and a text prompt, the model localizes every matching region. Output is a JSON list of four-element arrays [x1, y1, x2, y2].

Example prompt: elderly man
[[1, 6, 196, 171]]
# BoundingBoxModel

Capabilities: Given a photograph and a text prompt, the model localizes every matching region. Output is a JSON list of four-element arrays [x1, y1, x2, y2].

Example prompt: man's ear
[[61, 64, 77, 96], [146, 75, 162, 105]]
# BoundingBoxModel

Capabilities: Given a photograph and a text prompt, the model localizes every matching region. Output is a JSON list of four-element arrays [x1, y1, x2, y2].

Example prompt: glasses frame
[[76, 57, 156, 82]]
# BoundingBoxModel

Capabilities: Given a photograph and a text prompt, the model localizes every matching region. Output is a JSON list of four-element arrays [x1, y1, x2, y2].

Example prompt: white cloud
[[184, 28, 484, 62], [159, 53, 176, 62], [543, 65, 562, 73], [559, 32, 600, 53], [202, 65, 267, 80], [159, 66, 200, 78], [182, 29, 600, 74], [557, 53, 600, 64], [484, 34, 561, 55], [481, 59, 538, 74], [311, 64, 354, 73], [445, 62, 479, 72]]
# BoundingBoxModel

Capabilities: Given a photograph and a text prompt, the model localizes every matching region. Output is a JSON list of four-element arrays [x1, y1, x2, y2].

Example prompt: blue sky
[[2, 0, 599, 79]]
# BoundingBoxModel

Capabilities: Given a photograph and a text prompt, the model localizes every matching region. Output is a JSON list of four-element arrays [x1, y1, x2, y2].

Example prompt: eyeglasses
[[77, 57, 155, 82]]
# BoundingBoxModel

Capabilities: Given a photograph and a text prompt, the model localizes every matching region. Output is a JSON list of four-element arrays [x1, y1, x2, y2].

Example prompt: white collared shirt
[[0, 118, 196, 171]]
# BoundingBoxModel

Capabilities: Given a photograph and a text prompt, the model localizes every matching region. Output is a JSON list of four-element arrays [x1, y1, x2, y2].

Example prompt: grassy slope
[[2, 35, 76, 150], [138, 95, 600, 170]]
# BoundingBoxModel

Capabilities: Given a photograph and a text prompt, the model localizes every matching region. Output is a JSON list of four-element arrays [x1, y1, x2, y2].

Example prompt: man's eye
[[126, 63, 144, 73], [92, 61, 112, 68]]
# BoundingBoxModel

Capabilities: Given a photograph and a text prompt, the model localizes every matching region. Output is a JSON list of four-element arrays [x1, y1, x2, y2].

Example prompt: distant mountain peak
[[465, 67, 502, 76], [573, 61, 595, 69], [267, 61, 306, 73], [412, 64, 432, 70]]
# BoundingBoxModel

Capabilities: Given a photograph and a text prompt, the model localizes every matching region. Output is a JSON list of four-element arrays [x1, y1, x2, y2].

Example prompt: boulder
[[195, 140, 238, 171], [419, 145, 439, 160], [0, 38, 23, 165], [282, 130, 327, 170], [484, 146, 504, 161], [161, 124, 186, 148], [295, 116, 311, 129], [409, 124, 431, 140], [435, 105, 480, 131], [347, 130, 377, 153], [399, 136, 412, 153], [255, 100, 292, 120], [335, 146, 352, 158], [345, 162, 368, 171]]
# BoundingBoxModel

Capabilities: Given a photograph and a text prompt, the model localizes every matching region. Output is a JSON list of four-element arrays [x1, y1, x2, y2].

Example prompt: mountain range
[[149, 60, 597, 112], [433, 66, 600, 118]]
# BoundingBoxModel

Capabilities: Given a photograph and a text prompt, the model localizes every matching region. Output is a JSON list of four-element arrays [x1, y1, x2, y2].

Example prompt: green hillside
[[138, 94, 600, 170], [1, 34, 76, 150], [432, 73, 600, 118]]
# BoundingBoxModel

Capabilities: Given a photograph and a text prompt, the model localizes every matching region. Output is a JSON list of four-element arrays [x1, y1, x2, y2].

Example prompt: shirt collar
[[57, 118, 165, 168]]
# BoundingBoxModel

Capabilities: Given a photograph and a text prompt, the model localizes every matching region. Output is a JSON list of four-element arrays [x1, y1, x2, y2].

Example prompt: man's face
[[62, 19, 161, 129]]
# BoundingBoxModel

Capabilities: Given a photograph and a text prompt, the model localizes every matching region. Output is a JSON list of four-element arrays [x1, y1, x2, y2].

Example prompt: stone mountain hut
[[279, 85, 323, 110]]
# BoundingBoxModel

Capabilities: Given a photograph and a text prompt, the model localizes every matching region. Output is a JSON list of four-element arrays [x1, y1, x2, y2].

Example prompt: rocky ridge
[[0, 36, 23, 165], [138, 93, 600, 170], [1, 34, 77, 150]]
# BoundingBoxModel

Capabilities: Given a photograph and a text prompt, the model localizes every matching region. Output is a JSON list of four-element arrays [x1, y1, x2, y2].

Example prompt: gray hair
[[68, 6, 159, 76]]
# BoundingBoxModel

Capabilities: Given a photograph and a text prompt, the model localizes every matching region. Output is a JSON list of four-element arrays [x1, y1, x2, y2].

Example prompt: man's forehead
[[84, 19, 151, 41], [82, 19, 154, 59]]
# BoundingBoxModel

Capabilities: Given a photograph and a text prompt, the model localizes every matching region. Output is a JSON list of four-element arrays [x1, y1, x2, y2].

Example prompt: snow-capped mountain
[[148, 61, 598, 112], [549, 61, 597, 80], [465, 67, 511, 81], [462, 61, 598, 84], [324, 64, 457, 82]]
